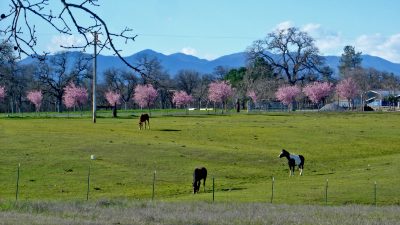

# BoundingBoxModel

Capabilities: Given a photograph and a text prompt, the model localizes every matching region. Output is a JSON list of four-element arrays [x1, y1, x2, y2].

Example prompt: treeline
[[0, 27, 399, 114]]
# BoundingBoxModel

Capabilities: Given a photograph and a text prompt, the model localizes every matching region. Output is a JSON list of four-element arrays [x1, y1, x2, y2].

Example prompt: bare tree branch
[[247, 27, 325, 85], [0, 0, 145, 76]]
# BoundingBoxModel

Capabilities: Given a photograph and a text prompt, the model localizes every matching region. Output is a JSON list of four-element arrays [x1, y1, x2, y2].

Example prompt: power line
[[19, 32, 258, 40]]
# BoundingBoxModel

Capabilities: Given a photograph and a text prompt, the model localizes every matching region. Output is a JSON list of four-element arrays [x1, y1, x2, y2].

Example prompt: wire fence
[[6, 163, 396, 206]]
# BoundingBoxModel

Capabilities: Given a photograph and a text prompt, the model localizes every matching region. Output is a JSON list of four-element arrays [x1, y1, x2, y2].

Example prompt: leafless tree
[[175, 70, 200, 95], [135, 54, 169, 87], [248, 27, 325, 85], [0, 41, 35, 113], [192, 74, 215, 109], [135, 54, 174, 108], [244, 60, 280, 103], [213, 66, 229, 80], [0, 0, 142, 74], [35, 51, 91, 112], [381, 72, 400, 92], [104, 68, 137, 110]]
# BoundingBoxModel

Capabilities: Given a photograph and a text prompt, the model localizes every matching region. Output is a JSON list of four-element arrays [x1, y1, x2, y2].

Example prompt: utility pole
[[92, 32, 97, 123]]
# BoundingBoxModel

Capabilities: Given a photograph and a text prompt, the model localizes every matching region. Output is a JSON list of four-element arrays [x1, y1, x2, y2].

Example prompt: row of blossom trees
[[1, 83, 89, 115], [134, 81, 235, 114], [275, 78, 359, 111], [1, 81, 233, 114], [0, 77, 359, 114]]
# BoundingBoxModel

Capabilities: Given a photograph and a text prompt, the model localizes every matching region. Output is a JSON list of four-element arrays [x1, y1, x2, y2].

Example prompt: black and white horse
[[278, 149, 305, 176], [193, 167, 207, 194]]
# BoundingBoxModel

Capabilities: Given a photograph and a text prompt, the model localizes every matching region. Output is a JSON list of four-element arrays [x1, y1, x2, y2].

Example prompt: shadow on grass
[[157, 129, 182, 132], [220, 187, 247, 192]]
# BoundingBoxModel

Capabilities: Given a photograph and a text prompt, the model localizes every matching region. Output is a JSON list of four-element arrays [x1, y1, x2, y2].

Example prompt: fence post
[[212, 176, 215, 203], [374, 181, 377, 207], [325, 179, 328, 205], [15, 163, 20, 202], [152, 170, 156, 201], [86, 165, 91, 201], [270, 176, 274, 203]]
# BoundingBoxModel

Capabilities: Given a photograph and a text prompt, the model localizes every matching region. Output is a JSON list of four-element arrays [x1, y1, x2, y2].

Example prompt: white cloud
[[355, 33, 400, 63], [315, 36, 344, 55], [276, 21, 400, 62], [270, 22, 344, 55], [301, 23, 321, 34], [274, 21, 294, 31], [203, 53, 218, 61], [180, 47, 217, 60], [299, 23, 344, 55], [181, 47, 198, 56], [47, 34, 86, 53]]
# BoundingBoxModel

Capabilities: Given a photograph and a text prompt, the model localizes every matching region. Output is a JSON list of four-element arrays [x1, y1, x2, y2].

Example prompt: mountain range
[[20, 49, 400, 82]]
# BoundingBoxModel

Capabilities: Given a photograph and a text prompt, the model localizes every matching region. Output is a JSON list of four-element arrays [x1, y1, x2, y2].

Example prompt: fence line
[[8, 165, 387, 205]]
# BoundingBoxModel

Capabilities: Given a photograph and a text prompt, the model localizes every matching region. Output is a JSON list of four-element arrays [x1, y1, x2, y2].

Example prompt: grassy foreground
[[0, 111, 399, 205], [1, 200, 399, 225]]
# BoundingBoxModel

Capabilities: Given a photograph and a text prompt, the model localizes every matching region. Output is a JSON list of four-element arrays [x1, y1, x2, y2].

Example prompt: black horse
[[193, 167, 207, 194], [278, 149, 305, 176]]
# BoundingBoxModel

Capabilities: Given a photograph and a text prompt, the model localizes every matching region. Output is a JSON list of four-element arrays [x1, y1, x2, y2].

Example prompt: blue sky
[[2, 0, 400, 62]]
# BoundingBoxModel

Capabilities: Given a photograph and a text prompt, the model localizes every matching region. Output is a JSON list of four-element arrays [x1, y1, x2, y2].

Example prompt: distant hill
[[19, 49, 400, 82], [324, 55, 400, 75]]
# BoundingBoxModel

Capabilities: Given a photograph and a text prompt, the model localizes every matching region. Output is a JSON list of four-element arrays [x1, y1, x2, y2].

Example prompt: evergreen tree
[[339, 45, 362, 75]]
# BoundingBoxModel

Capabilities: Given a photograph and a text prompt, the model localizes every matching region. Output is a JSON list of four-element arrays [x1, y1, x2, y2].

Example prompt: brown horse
[[193, 167, 207, 194], [138, 113, 150, 130]]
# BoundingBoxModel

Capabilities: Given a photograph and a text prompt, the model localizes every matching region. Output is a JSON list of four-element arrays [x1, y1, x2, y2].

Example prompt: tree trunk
[[57, 97, 63, 113], [10, 98, 14, 114], [291, 99, 297, 111], [113, 102, 117, 118]]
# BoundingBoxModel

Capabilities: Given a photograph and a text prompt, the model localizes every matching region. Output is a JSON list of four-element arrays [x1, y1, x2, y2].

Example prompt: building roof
[[366, 90, 400, 98]]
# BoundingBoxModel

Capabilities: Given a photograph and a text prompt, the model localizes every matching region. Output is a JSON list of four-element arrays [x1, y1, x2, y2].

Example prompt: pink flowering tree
[[133, 84, 158, 112], [105, 90, 121, 118], [105, 90, 121, 106], [208, 80, 234, 113], [275, 85, 301, 111], [27, 90, 43, 113], [336, 77, 359, 110], [303, 82, 333, 109], [0, 86, 5, 102], [172, 91, 193, 114], [247, 90, 258, 104], [63, 82, 88, 115], [246, 90, 258, 112]]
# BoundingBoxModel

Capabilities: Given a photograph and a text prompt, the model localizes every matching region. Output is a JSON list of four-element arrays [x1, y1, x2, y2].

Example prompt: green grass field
[[1, 111, 399, 205]]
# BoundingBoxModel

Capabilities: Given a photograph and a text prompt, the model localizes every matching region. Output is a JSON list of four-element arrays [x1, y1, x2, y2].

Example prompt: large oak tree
[[248, 27, 325, 85]]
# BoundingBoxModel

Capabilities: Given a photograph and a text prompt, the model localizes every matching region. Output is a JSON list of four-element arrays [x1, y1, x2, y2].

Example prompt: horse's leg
[[194, 180, 198, 193], [203, 178, 206, 192], [197, 180, 200, 193]]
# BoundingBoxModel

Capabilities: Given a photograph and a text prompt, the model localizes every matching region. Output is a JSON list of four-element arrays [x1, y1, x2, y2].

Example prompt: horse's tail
[[193, 169, 197, 184], [299, 155, 305, 168]]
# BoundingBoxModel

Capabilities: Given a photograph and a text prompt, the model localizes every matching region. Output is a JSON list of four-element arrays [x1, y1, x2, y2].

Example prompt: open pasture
[[0, 112, 399, 205]]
